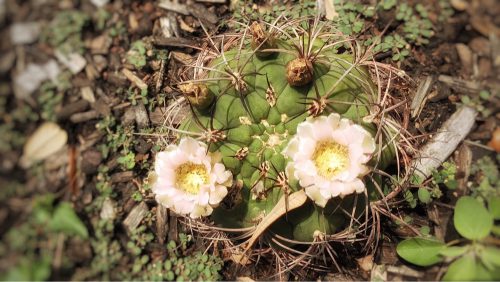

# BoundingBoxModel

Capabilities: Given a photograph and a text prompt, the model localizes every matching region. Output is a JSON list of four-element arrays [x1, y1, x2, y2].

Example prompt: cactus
[[154, 17, 403, 264]]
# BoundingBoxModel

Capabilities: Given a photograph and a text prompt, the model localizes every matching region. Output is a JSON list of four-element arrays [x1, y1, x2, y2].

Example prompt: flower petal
[[283, 113, 376, 205], [152, 137, 233, 218], [305, 185, 329, 207], [209, 185, 228, 205]]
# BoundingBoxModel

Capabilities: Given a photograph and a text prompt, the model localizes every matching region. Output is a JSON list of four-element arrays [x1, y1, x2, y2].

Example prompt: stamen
[[175, 162, 209, 194], [312, 141, 349, 178]]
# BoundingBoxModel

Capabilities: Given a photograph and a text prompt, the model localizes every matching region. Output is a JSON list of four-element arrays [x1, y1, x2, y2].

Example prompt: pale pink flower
[[153, 137, 232, 218], [284, 113, 376, 207]]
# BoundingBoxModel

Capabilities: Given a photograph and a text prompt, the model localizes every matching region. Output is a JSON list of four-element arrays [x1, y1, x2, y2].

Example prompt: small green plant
[[461, 90, 494, 117], [156, 234, 223, 281], [117, 151, 136, 170], [1, 195, 88, 280], [127, 87, 149, 106], [406, 162, 458, 206], [41, 10, 89, 54], [109, 20, 127, 38], [402, 6, 433, 46], [471, 156, 500, 203], [380, 0, 397, 10], [397, 196, 500, 280], [368, 34, 410, 62], [232, 1, 316, 27], [126, 40, 148, 69], [96, 116, 138, 171]]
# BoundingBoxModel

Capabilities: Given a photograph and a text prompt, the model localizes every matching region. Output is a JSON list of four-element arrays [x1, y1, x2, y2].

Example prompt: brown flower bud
[[179, 82, 214, 110], [250, 21, 276, 58], [286, 58, 313, 86]]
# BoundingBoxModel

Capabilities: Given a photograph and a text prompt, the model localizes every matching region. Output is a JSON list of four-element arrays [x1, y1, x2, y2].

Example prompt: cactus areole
[[154, 21, 396, 244]]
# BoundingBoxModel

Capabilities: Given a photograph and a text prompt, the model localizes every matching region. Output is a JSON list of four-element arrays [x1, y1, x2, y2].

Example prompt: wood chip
[[195, 0, 226, 3], [491, 34, 500, 68], [456, 43, 472, 75], [469, 37, 491, 56], [88, 34, 112, 54], [156, 205, 168, 244], [152, 36, 200, 49], [158, 0, 189, 15], [455, 143, 472, 191], [55, 50, 87, 74], [411, 76, 434, 118], [450, 0, 468, 11], [356, 255, 373, 273], [13, 60, 60, 99], [80, 149, 102, 174], [159, 16, 178, 38], [20, 122, 68, 168], [100, 198, 116, 220], [10, 22, 41, 45], [70, 110, 100, 123], [90, 0, 109, 7], [80, 86, 96, 103], [188, 2, 217, 24], [387, 265, 424, 278], [110, 171, 134, 183], [371, 265, 387, 282], [178, 17, 195, 33], [56, 99, 89, 120], [437, 75, 482, 93], [134, 103, 150, 129], [470, 15, 500, 38], [123, 202, 149, 233], [0, 50, 15, 74], [122, 68, 148, 90], [411, 106, 477, 180]]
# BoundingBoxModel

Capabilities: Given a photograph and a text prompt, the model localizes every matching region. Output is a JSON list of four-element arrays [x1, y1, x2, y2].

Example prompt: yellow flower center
[[312, 141, 349, 178], [175, 162, 209, 194]]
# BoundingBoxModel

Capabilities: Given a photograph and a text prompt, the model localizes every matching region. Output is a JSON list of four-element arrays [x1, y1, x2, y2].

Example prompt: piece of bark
[[70, 110, 100, 123], [110, 171, 134, 183], [156, 205, 168, 244], [167, 212, 178, 242], [456, 43, 473, 75], [80, 149, 102, 174], [387, 265, 424, 278], [491, 34, 500, 68], [159, 16, 178, 38], [188, 2, 217, 24], [122, 107, 136, 126], [438, 75, 482, 93], [152, 36, 200, 49], [469, 37, 491, 57], [122, 68, 148, 90], [411, 76, 434, 118], [455, 143, 472, 191], [470, 15, 500, 38], [100, 198, 116, 220], [411, 106, 477, 180], [56, 100, 89, 120], [80, 86, 96, 103], [123, 201, 149, 233], [134, 103, 150, 129], [158, 0, 190, 15], [195, 0, 226, 3]]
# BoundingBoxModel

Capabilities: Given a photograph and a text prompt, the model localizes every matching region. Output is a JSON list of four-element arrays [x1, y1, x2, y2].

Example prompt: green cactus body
[[179, 29, 395, 242]]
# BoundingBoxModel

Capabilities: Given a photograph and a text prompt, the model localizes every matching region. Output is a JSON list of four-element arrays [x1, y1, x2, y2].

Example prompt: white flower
[[152, 137, 233, 218], [284, 113, 376, 207]]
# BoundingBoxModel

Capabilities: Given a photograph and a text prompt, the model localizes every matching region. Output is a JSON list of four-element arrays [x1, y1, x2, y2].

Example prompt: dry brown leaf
[[324, 0, 338, 20], [242, 190, 307, 252], [20, 122, 68, 168]]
